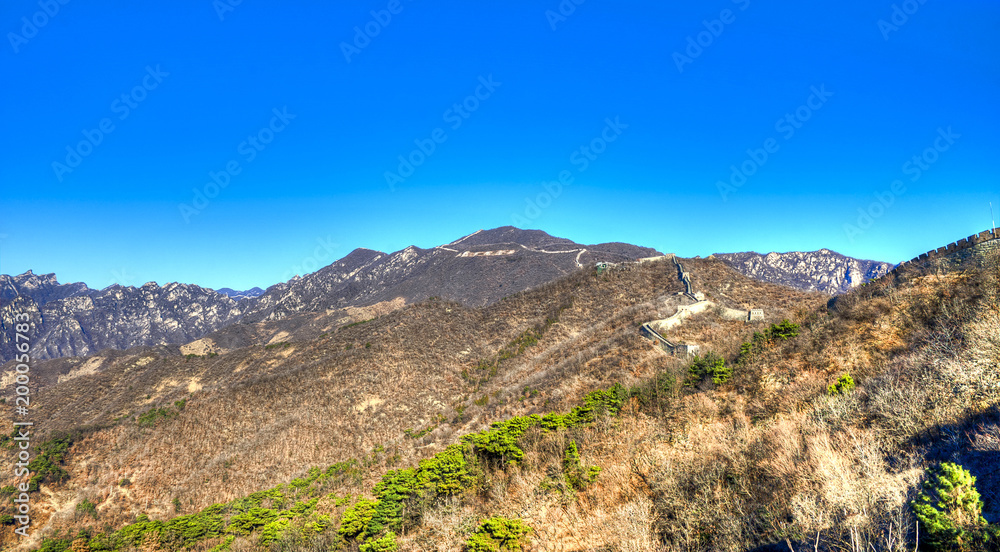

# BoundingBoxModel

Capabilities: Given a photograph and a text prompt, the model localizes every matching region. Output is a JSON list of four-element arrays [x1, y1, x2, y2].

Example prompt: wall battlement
[[888, 228, 999, 277]]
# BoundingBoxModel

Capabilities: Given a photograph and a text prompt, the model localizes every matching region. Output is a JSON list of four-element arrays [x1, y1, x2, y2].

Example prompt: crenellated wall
[[889, 228, 999, 275]]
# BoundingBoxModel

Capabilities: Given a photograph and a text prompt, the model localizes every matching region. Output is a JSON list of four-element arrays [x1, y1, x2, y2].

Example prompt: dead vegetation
[[1, 250, 998, 551]]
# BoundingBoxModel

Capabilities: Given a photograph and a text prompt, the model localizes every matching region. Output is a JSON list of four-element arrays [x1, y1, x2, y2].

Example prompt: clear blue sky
[[2, 1, 998, 290]]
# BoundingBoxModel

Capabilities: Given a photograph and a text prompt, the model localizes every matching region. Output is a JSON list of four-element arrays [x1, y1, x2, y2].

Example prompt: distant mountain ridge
[[712, 249, 893, 294], [238, 227, 662, 322], [1, 273, 243, 362], [215, 287, 265, 301], [2, 229, 901, 362], [1, 227, 659, 361]]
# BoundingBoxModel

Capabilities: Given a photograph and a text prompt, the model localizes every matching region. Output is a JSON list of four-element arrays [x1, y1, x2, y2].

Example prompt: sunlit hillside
[[2, 244, 998, 551]]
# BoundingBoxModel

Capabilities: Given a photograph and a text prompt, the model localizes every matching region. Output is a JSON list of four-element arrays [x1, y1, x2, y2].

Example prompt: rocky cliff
[[0, 274, 244, 361], [712, 249, 893, 294]]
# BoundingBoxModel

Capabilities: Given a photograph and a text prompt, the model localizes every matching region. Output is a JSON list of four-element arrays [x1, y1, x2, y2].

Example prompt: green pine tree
[[911, 462, 998, 551]]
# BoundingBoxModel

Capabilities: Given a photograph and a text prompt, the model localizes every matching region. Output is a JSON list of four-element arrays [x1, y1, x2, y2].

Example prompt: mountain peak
[[237, 227, 660, 323], [452, 227, 573, 250], [343, 247, 386, 261]]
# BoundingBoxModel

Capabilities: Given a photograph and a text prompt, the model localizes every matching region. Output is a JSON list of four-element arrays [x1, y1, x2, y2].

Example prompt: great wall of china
[[614, 228, 999, 357], [636, 256, 764, 357], [866, 228, 1000, 287], [893, 227, 999, 271]]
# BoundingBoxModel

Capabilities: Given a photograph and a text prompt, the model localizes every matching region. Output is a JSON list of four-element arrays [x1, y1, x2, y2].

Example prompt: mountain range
[[0, 228, 659, 362], [0, 227, 893, 363], [712, 249, 894, 295]]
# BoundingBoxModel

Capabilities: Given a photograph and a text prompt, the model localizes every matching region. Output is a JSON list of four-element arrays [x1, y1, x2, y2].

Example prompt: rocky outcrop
[[0, 275, 244, 362], [713, 249, 892, 295], [1, 271, 89, 307]]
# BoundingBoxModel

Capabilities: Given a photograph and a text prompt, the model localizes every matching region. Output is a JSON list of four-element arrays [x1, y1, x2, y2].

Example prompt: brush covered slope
[[1, 245, 998, 551]]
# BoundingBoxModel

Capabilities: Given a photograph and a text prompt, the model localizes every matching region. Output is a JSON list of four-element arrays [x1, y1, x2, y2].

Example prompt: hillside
[[0, 252, 827, 549]]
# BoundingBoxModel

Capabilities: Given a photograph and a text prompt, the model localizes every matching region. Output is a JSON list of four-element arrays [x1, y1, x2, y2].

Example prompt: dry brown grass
[[0, 261, 702, 547], [2, 252, 997, 551]]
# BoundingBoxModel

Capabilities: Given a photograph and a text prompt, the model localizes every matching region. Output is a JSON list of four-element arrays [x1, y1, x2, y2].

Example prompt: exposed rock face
[[1, 271, 89, 306], [2, 227, 660, 361], [0, 274, 244, 362], [712, 249, 893, 295]]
